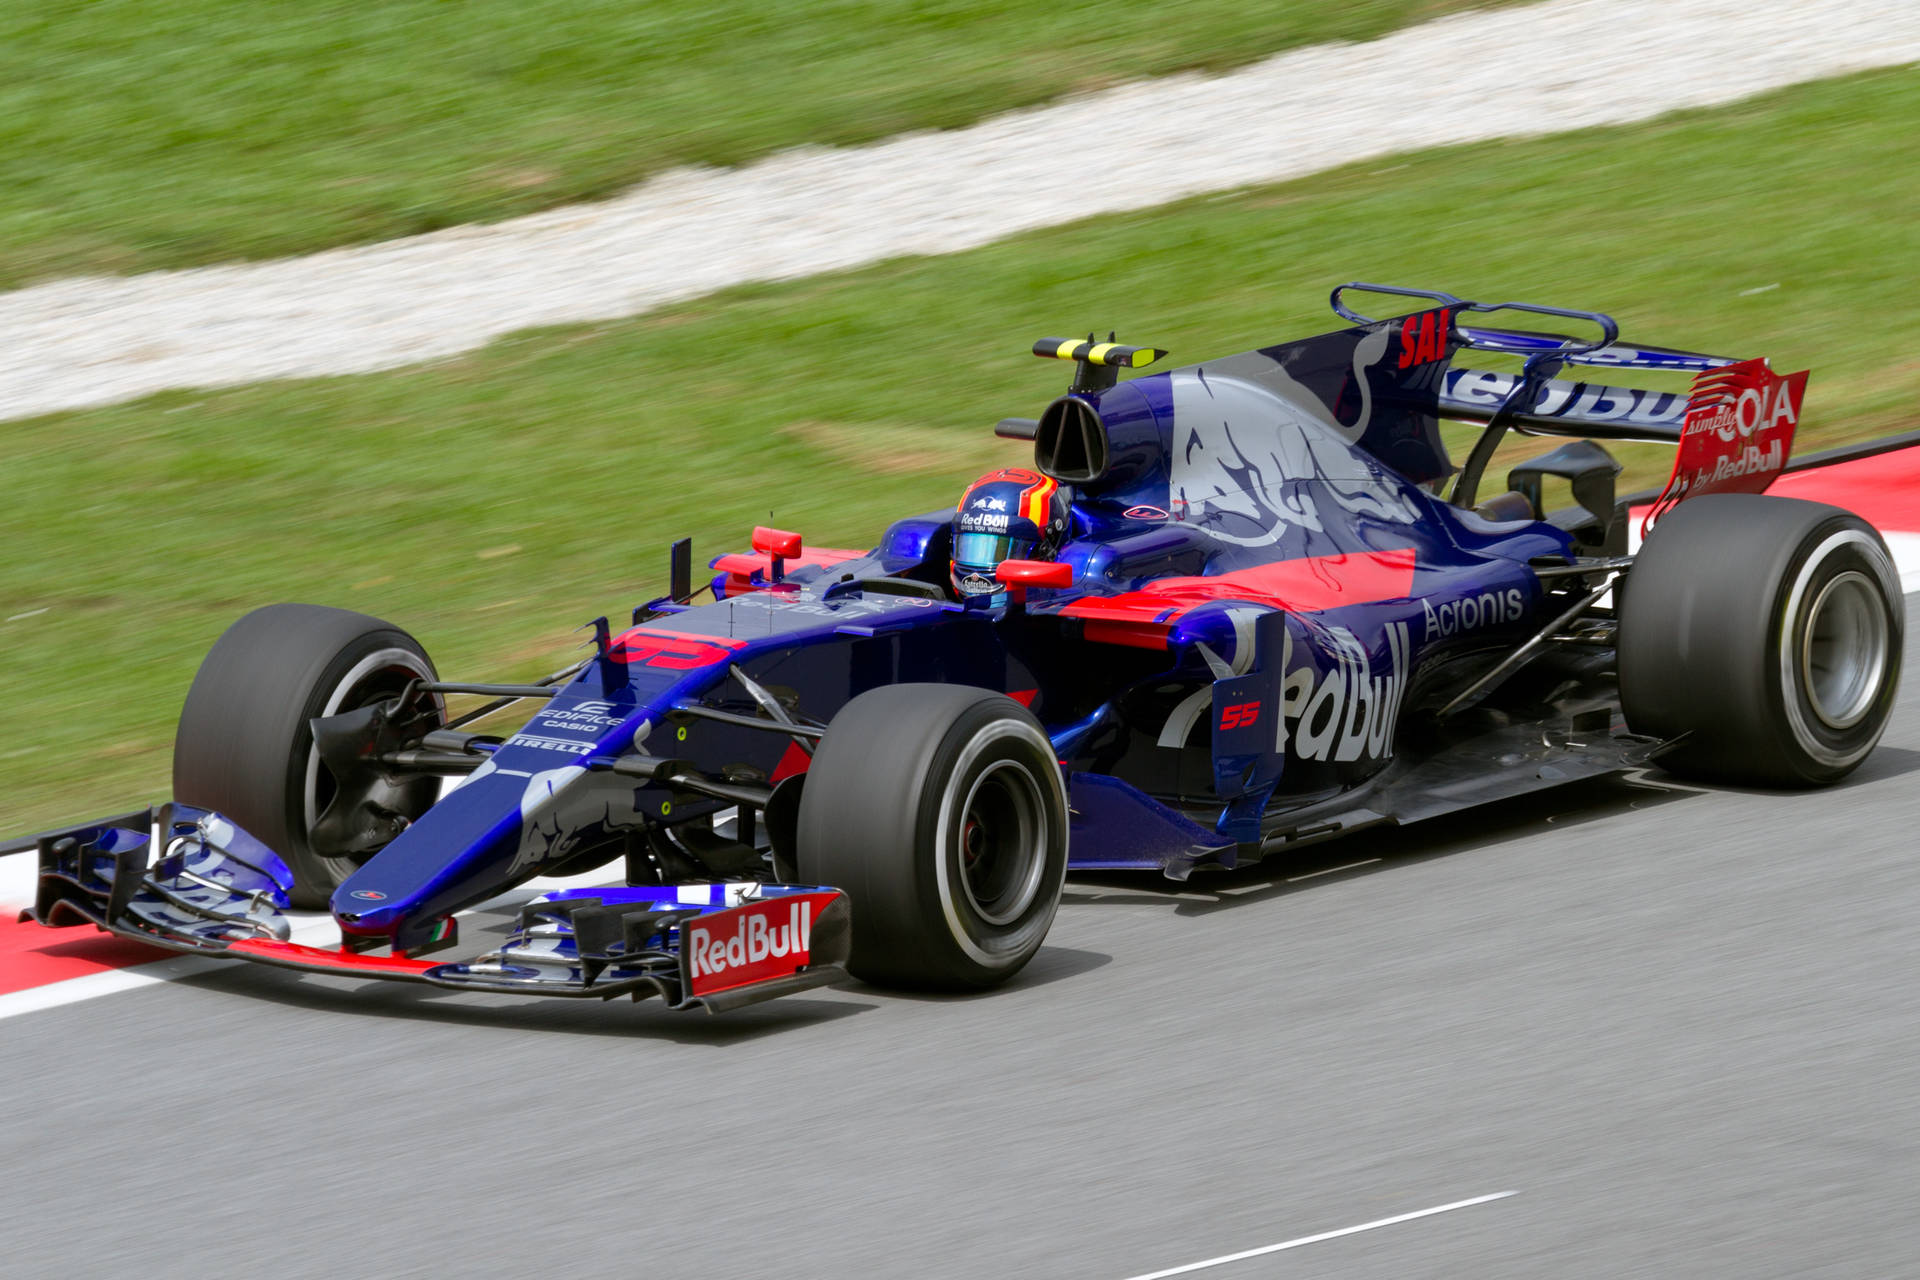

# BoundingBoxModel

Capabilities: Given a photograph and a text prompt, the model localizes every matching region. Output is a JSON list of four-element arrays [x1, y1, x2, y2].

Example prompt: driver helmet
[[950, 467, 1070, 604]]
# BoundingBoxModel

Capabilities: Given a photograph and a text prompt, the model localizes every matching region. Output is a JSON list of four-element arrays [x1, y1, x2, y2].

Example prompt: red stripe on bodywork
[[0, 916, 169, 995], [1063, 548, 1417, 645], [228, 939, 439, 976], [1084, 617, 1177, 650]]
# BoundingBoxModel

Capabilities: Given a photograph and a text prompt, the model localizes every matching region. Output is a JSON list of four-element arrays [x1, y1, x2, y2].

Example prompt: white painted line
[[1878, 531, 1920, 593], [0, 953, 218, 1020], [1286, 858, 1379, 882], [0, 860, 625, 1021], [1120, 1191, 1518, 1280], [5, 608, 49, 622], [0, 912, 347, 1023]]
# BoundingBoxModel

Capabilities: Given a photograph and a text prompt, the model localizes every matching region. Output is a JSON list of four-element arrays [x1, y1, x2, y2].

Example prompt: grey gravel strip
[[3, 0, 1916, 423]]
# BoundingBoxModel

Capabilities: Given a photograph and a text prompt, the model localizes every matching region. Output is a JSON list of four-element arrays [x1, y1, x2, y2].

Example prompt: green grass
[[5, 65, 1918, 836], [0, 0, 1507, 288]]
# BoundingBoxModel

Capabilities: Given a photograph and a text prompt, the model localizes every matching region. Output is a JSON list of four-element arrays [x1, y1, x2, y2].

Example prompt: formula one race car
[[5, 282, 1903, 1012]]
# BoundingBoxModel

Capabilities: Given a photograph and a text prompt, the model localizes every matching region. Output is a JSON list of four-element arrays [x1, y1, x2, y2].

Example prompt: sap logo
[[1422, 587, 1524, 640], [1397, 310, 1449, 368], [972, 497, 1008, 512], [1218, 701, 1262, 730], [1279, 622, 1409, 763]]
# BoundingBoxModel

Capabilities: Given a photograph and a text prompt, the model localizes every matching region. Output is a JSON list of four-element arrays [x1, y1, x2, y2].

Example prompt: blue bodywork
[[324, 292, 1585, 943]]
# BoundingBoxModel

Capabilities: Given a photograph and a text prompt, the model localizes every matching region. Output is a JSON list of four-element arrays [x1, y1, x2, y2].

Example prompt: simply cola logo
[[1643, 359, 1809, 534], [1687, 359, 1803, 444], [684, 896, 828, 995]]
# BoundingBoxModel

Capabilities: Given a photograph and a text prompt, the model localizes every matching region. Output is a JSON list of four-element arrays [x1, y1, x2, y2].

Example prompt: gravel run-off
[[4, 0, 1917, 423]]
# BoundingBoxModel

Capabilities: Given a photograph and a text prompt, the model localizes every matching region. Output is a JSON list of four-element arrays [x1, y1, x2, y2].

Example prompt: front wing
[[9, 805, 850, 1013]]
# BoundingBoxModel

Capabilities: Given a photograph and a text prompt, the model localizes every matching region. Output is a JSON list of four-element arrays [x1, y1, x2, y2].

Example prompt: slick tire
[[795, 684, 1068, 991], [173, 604, 441, 908], [1618, 493, 1902, 786]]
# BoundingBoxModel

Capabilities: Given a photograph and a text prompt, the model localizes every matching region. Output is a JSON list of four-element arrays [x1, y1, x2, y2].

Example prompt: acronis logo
[[1421, 588, 1524, 640]]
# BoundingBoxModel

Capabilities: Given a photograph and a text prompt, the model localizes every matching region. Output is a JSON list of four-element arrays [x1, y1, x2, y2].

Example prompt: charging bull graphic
[[455, 742, 651, 879], [1168, 368, 1423, 547]]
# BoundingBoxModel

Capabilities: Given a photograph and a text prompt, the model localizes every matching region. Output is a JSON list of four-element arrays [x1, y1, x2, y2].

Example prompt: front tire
[[1619, 494, 1903, 785], [795, 684, 1069, 990], [172, 604, 442, 907]]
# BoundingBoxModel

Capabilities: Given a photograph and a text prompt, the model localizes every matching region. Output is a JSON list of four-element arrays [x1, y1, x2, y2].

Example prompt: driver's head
[[950, 467, 1070, 604]]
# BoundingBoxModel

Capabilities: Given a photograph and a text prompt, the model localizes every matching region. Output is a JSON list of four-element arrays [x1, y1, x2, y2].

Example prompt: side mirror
[[995, 559, 1073, 607], [752, 526, 802, 581], [751, 526, 802, 558]]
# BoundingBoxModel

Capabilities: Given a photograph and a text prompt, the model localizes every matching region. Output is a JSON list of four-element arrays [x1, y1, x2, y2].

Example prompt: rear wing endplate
[[1330, 283, 1807, 521]]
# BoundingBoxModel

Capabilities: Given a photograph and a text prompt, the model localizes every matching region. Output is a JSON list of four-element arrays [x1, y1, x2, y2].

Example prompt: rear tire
[[173, 604, 441, 908], [1619, 494, 1903, 786], [795, 684, 1068, 991]]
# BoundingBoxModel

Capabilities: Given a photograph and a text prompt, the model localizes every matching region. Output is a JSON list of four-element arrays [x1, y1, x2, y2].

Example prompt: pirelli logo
[[1032, 337, 1167, 369], [504, 734, 595, 756]]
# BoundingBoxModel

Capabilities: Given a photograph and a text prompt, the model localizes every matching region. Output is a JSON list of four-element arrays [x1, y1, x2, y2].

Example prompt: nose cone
[[331, 885, 404, 935]]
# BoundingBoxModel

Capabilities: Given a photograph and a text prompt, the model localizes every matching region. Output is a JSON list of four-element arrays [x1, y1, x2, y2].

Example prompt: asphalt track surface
[[2, 604, 1915, 1278]]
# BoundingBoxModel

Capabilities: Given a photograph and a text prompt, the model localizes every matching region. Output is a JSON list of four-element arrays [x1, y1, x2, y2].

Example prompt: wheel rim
[[955, 760, 1048, 927], [1800, 570, 1889, 730], [303, 647, 437, 859]]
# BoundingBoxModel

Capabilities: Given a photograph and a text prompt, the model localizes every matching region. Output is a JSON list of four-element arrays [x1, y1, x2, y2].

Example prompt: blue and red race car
[[6, 283, 1902, 1011]]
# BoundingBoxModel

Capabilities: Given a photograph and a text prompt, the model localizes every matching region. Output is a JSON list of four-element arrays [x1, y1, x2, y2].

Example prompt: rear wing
[[1330, 283, 1809, 524]]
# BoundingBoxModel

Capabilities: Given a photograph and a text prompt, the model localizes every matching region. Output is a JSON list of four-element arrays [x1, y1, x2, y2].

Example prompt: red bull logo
[[684, 895, 833, 996], [1280, 621, 1410, 764]]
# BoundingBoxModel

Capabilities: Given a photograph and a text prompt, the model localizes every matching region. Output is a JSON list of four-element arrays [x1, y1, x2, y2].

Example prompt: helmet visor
[[953, 531, 1031, 571], [952, 531, 1031, 596]]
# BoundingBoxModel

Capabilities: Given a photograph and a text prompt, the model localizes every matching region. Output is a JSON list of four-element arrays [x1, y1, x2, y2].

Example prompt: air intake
[[1033, 396, 1107, 484]]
